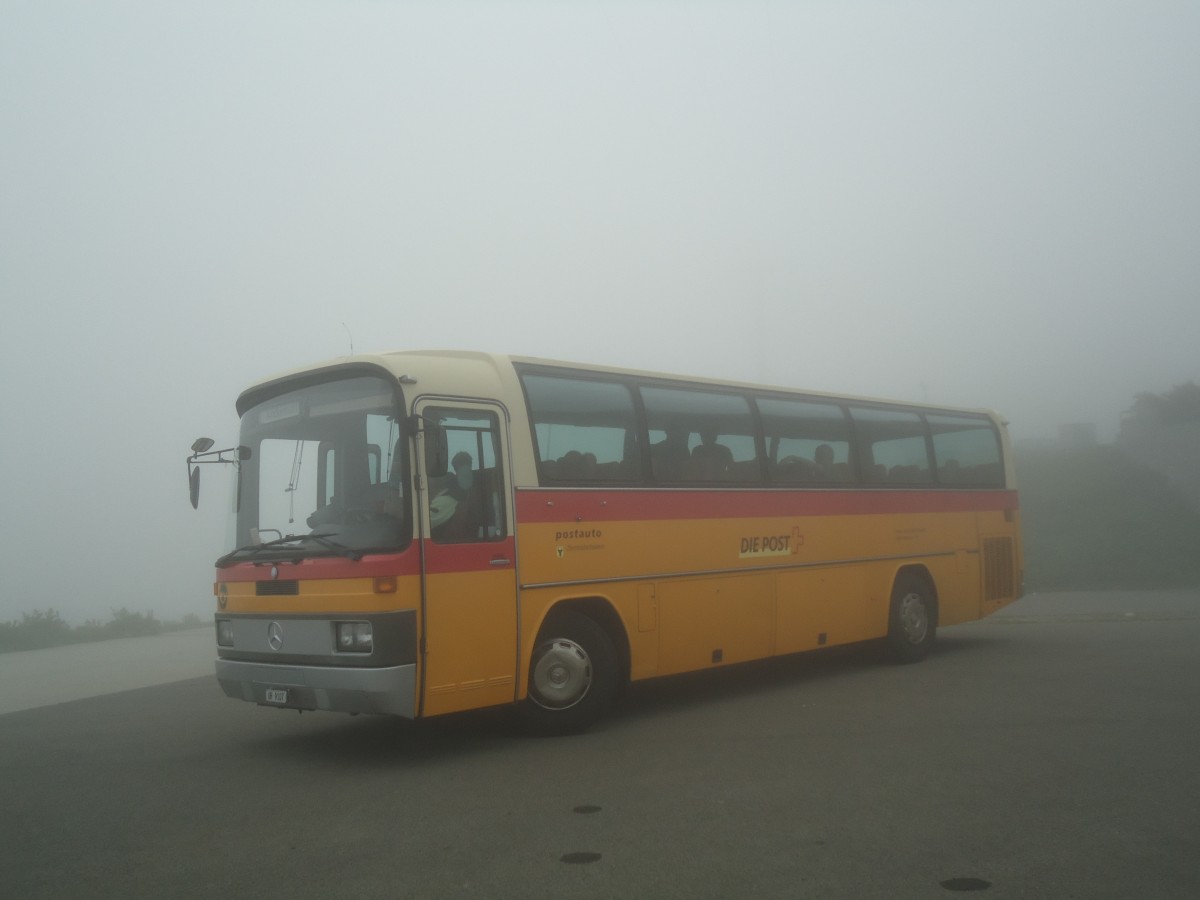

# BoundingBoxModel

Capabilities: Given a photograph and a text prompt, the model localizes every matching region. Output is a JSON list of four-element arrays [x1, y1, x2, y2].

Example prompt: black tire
[[517, 610, 619, 735], [885, 572, 937, 663]]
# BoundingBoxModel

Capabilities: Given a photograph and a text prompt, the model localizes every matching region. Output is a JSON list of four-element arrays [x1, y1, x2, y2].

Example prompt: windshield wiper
[[216, 533, 362, 568], [303, 534, 364, 561]]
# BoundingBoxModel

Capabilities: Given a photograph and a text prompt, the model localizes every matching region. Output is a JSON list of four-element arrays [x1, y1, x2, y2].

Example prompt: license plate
[[264, 688, 288, 704]]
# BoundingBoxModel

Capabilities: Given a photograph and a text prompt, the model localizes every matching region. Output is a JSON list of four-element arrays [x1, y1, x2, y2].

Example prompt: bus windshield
[[221, 374, 410, 565]]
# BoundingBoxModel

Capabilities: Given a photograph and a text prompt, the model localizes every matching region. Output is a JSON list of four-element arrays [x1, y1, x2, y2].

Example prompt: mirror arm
[[188, 445, 250, 465], [186, 444, 247, 510]]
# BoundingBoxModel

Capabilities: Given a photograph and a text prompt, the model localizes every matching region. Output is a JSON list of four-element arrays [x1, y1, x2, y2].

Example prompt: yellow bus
[[188, 351, 1022, 733]]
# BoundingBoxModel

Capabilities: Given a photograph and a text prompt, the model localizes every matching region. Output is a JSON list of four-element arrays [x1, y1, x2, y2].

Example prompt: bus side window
[[849, 407, 933, 486], [758, 397, 854, 486], [427, 408, 507, 543], [927, 414, 1003, 486], [521, 373, 640, 484], [641, 387, 758, 484]]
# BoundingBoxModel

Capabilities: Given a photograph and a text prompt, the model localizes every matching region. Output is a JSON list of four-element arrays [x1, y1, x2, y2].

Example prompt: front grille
[[256, 580, 299, 596], [982, 537, 1015, 602]]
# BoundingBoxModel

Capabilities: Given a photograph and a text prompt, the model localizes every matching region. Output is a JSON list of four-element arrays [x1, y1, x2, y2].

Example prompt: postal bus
[[188, 351, 1022, 733]]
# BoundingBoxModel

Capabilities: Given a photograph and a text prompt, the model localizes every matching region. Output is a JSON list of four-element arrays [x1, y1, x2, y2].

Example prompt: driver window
[[427, 408, 507, 543]]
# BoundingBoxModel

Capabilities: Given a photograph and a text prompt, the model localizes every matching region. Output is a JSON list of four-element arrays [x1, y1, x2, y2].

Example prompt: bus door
[[415, 400, 518, 717]]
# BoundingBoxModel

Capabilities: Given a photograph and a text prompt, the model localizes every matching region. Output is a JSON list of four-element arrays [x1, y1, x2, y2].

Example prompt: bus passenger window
[[641, 386, 758, 484], [758, 397, 853, 485], [849, 407, 933, 486], [521, 373, 640, 483], [928, 414, 1003, 486]]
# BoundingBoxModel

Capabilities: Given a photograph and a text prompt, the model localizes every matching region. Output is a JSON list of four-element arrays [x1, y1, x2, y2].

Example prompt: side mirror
[[187, 441, 249, 509]]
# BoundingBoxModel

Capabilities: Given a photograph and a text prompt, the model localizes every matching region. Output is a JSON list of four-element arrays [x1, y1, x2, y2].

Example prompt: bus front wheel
[[885, 572, 937, 663], [519, 610, 618, 735]]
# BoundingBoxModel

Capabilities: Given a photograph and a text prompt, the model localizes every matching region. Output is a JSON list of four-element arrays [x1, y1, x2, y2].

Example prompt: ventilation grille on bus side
[[982, 537, 1015, 602], [256, 580, 299, 596]]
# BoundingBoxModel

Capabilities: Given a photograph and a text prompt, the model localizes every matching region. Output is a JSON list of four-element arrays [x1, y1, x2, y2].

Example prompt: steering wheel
[[343, 507, 391, 525]]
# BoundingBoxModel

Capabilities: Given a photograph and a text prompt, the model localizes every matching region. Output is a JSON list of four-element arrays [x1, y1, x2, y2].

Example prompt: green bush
[[1017, 444, 1200, 590], [104, 607, 163, 639], [0, 609, 74, 653], [0, 607, 206, 653]]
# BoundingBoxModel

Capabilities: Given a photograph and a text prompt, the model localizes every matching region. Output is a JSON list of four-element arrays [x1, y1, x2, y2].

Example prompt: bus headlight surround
[[216, 619, 234, 647], [335, 622, 373, 653]]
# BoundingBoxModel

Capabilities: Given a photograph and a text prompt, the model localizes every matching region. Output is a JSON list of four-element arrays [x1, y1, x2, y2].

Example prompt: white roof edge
[[238, 349, 1004, 420]]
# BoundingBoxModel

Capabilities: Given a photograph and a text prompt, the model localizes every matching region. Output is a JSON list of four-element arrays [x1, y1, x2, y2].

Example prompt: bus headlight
[[335, 622, 373, 653], [216, 619, 234, 647]]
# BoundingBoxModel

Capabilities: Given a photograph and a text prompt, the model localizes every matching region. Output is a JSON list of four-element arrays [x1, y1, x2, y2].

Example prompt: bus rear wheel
[[518, 610, 618, 735], [885, 572, 937, 663]]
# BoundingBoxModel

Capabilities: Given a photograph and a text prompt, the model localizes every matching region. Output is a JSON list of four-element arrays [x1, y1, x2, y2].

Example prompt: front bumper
[[215, 659, 417, 717]]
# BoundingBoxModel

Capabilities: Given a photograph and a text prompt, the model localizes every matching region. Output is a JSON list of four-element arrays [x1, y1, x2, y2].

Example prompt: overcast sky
[[2, 1, 1197, 623]]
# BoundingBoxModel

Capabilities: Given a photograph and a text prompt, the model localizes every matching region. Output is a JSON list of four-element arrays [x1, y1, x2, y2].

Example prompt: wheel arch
[[892, 563, 940, 626], [532, 595, 631, 688]]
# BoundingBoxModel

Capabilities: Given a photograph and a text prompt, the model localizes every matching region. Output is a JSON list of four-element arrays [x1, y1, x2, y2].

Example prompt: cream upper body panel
[[235, 350, 1018, 491]]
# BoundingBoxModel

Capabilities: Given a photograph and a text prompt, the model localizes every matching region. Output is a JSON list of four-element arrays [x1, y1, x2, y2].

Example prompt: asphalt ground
[[1, 591, 1197, 899]]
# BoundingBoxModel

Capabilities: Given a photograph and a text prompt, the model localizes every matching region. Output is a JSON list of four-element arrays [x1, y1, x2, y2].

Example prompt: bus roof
[[236, 349, 1006, 424]]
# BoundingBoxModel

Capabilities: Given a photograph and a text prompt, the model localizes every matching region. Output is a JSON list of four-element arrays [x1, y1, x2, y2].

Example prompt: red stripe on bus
[[422, 537, 517, 574], [216, 547, 422, 583], [215, 538, 517, 581], [515, 488, 1018, 523], [214, 490, 1015, 583]]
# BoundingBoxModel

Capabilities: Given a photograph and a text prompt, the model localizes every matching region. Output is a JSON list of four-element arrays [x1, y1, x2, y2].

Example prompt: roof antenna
[[342, 322, 354, 355]]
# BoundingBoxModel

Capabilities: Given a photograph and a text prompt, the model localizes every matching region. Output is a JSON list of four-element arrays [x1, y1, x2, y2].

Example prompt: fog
[[1, 1, 1197, 624]]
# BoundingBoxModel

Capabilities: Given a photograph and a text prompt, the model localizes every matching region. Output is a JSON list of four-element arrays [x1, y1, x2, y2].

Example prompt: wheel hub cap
[[531, 638, 592, 710]]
